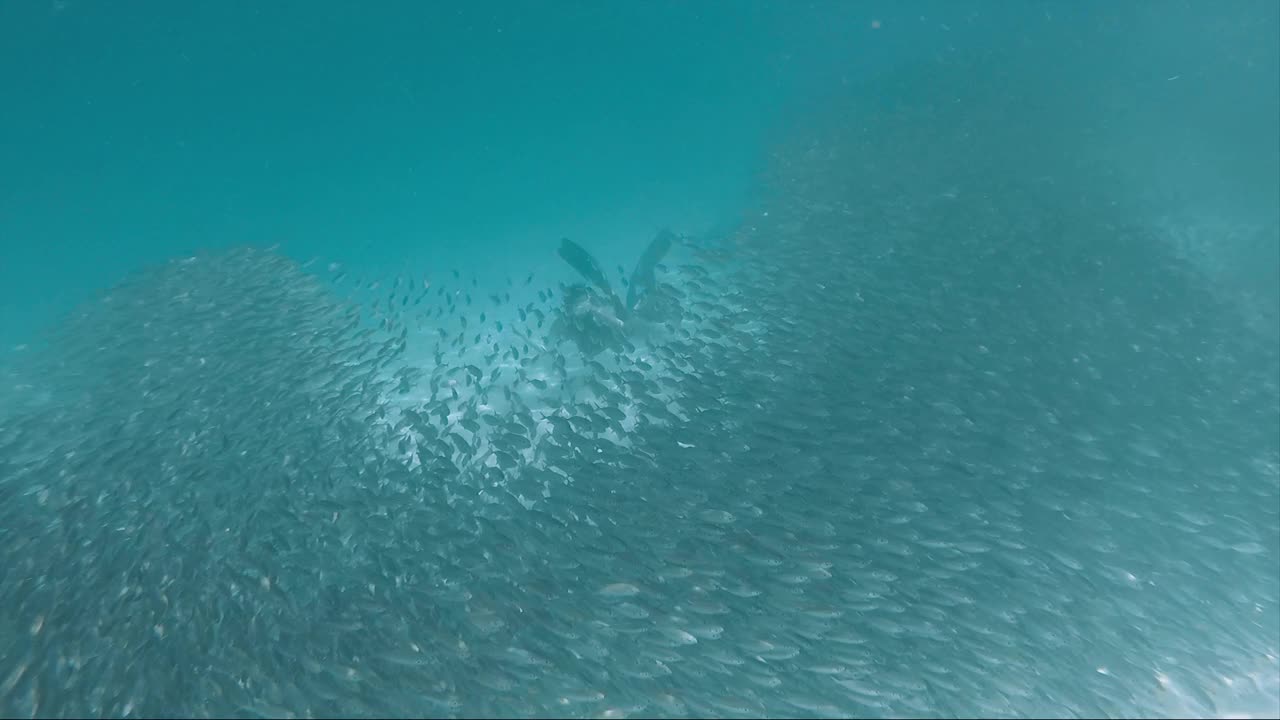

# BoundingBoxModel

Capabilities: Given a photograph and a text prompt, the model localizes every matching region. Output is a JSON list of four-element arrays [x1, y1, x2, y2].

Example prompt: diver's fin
[[625, 228, 675, 312], [557, 238, 617, 299]]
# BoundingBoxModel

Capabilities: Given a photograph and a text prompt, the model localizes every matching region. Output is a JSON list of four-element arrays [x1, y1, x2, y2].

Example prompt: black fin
[[625, 229, 675, 312], [557, 238, 616, 300]]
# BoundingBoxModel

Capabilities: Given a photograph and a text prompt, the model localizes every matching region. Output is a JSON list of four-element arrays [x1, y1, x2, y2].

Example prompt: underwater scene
[[1, 1, 1277, 718]]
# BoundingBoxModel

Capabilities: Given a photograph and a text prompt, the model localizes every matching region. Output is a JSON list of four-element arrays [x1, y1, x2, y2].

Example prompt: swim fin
[[625, 228, 675, 313], [557, 237, 616, 300]]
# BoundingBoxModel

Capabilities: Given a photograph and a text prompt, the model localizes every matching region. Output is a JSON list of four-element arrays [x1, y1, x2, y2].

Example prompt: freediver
[[550, 230, 677, 357]]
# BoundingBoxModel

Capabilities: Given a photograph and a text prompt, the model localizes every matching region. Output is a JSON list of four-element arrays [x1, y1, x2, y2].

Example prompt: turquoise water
[[1, 1, 1277, 718], [1, 0, 788, 345], [0, 0, 1073, 348]]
